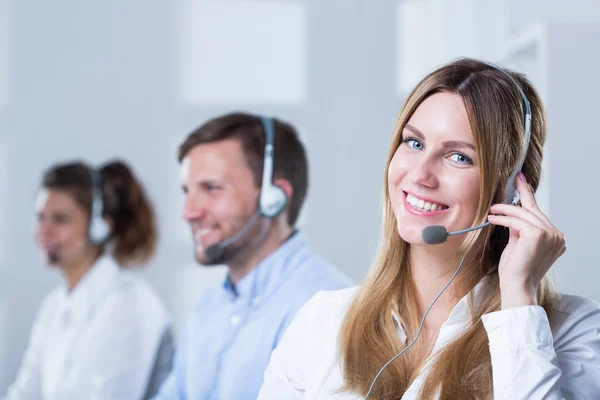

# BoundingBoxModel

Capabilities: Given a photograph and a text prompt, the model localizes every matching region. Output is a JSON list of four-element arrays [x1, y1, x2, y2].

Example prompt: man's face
[[180, 139, 262, 265]]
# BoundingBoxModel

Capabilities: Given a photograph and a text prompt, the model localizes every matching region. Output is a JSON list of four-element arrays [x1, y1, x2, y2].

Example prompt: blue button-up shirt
[[154, 231, 352, 400]]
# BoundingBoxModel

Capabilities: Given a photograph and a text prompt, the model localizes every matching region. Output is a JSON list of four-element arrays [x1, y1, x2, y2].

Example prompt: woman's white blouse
[[258, 284, 600, 399], [4, 255, 172, 400]]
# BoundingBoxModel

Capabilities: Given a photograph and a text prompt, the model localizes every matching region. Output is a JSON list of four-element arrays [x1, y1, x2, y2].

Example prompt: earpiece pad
[[260, 185, 287, 218], [89, 218, 110, 244]]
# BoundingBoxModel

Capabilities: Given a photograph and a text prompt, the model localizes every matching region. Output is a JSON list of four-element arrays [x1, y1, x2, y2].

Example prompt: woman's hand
[[487, 172, 567, 309]]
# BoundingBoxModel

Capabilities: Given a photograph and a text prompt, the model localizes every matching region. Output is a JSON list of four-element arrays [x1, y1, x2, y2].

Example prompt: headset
[[204, 116, 288, 261], [258, 116, 288, 218], [88, 168, 111, 244], [364, 62, 532, 399]]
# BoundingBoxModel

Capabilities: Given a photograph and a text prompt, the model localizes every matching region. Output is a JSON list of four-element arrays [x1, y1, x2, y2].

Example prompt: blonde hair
[[339, 58, 556, 399]]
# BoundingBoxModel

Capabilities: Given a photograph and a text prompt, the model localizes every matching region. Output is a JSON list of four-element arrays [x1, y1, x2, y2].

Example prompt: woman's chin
[[397, 226, 428, 246]]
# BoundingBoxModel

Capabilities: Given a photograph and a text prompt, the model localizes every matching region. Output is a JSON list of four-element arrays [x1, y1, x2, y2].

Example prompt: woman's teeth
[[406, 193, 447, 212]]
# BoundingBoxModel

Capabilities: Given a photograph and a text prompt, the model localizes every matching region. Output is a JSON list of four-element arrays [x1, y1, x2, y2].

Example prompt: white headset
[[258, 117, 288, 218], [88, 168, 111, 244], [494, 63, 532, 206]]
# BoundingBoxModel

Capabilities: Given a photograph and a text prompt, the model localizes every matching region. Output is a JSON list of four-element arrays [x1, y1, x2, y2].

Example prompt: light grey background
[[0, 0, 598, 391]]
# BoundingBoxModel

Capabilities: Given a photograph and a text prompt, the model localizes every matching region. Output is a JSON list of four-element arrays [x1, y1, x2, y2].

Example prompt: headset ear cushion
[[89, 218, 110, 244], [260, 185, 287, 218]]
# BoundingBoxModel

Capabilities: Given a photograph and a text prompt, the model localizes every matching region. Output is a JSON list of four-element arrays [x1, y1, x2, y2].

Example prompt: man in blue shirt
[[154, 112, 352, 399]]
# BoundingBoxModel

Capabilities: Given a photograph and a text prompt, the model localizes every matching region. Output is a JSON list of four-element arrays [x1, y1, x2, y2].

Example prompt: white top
[[258, 281, 600, 399], [4, 255, 172, 400]]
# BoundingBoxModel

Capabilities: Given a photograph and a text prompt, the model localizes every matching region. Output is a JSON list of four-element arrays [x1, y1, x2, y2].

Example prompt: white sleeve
[[257, 292, 324, 400], [3, 297, 52, 400], [482, 298, 600, 400]]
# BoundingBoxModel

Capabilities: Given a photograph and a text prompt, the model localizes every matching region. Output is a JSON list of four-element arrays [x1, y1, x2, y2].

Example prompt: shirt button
[[230, 315, 241, 326]]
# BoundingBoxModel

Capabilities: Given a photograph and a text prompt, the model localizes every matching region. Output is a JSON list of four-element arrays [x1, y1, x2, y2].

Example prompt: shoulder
[[117, 272, 165, 305], [552, 293, 600, 314], [286, 286, 360, 338], [172, 283, 227, 339], [285, 252, 354, 296], [547, 294, 600, 394], [550, 293, 600, 342], [41, 285, 63, 308], [188, 282, 226, 315], [32, 285, 64, 324], [307, 286, 360, 310], [102, 271, 172, 330], [262, 287, 360, 391], [278, 286, 361, 346]]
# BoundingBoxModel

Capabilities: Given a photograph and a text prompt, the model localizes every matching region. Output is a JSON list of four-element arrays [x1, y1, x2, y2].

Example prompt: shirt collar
[[222, 230, 309, 302], [55, 255, 121, 326], [392, 276, 492, 344]]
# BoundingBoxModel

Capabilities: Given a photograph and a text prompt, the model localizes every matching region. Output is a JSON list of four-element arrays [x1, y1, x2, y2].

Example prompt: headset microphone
[[204, 211, 261, 262], [422, 221, 492, 245], [421, 187, 521, 244], [45, 241, 91, 265]]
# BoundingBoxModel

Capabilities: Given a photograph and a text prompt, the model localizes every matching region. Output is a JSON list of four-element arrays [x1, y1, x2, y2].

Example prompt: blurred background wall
[[1, 0, 599, 389]]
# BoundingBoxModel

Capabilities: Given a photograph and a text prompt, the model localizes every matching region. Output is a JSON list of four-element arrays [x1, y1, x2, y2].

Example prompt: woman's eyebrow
[[404, 124, 425, 140], [405, 124, 476, 151]]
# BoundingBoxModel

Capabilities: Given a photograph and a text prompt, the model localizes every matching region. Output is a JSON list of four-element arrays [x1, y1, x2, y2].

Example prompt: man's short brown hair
[[178, 112, 308, 226]]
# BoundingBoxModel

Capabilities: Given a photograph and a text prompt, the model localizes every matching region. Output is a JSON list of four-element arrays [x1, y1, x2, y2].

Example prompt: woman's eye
[[449, 153, 472, 165], [405, 138, 423, 150]]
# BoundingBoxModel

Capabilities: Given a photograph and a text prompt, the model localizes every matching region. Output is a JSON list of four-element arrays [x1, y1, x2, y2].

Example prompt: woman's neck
[[62, 250, 101, 292], [409, 244, 466, 330]]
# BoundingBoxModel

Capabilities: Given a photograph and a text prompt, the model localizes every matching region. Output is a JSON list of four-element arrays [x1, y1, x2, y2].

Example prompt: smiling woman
[[257, 57, 600, 400], [389, 92, 480, 246]]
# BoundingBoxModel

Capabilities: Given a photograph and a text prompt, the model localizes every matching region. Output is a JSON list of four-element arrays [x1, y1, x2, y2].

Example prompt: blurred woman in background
[[4, 160, 173, 400]]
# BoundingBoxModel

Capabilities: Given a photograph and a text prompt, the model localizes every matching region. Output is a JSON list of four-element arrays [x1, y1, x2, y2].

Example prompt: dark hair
[[41, 160, 157, 266], [178, 112, 308, 226]]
